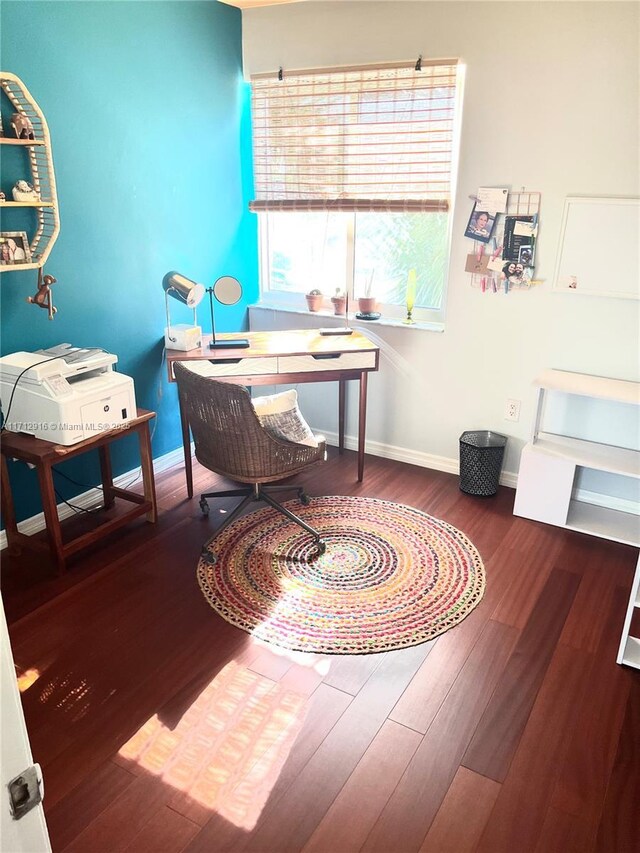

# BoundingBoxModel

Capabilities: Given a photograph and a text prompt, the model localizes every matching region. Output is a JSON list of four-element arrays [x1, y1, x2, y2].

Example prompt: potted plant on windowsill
[[331, 288, 347, 315], [358, 269, 377, 315], [305, 289, 324, 312]]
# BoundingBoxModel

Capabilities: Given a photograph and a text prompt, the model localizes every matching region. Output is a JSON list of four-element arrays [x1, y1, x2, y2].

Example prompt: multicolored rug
[[197, 496, 485, 654]]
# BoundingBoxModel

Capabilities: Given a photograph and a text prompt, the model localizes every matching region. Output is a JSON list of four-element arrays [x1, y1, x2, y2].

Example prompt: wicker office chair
[[174, 362, 327, 561]]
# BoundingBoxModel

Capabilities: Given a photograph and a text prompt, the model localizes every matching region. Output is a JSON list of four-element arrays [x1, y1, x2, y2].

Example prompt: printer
[[0, 344, 137, 445]]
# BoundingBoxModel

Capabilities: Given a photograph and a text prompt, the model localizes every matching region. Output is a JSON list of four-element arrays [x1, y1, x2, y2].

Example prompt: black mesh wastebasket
[[459, 431, 508, 496]]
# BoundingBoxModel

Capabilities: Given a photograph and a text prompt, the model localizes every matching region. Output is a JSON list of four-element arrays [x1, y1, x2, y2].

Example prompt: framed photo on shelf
[[0, 231, 32, 265]]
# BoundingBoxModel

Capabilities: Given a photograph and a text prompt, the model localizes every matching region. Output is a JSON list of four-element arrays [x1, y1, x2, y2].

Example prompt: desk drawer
[[179, 357, 278, 378], [278, 351, 376, 374]]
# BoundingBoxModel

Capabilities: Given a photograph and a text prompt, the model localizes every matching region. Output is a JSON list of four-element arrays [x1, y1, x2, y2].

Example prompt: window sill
[[250, 303, 445, 333]]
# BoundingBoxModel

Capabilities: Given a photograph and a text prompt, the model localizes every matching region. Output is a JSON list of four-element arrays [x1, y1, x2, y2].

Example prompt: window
[[251, 61, 463, 323]]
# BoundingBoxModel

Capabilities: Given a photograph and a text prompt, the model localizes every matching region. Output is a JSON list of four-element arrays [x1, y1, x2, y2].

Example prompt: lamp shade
[[162, 272, 205, 308]]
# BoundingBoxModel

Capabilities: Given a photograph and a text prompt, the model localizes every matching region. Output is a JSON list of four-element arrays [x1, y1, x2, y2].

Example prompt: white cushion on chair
[[251, 389, 318, 448]]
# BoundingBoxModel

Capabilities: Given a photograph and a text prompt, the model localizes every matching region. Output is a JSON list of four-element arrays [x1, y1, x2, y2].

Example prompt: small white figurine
[[11, 112, 35, 140], [12, 180, 40, 202]]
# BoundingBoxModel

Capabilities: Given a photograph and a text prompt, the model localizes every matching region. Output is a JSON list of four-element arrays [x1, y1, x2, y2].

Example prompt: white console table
[[617, 553, 640, 669], [514, 369, 640, 669], [514, 369, 639, 546]]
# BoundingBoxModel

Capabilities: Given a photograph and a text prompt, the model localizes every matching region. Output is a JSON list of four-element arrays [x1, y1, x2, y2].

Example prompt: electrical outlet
[[504, 399, 521, 422]]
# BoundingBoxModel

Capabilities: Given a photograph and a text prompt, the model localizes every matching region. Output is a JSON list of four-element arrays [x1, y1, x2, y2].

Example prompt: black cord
[[0, 354, 65, 429], [53, 468, 96, 490], [0, 348, 109, 430], [119, 416, 158, 489], [1, 347, 155, 504], [53, 485, 101, 515]]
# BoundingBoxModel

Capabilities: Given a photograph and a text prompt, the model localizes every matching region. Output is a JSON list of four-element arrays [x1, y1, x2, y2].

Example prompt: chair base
[[199, 483, 325, 564]]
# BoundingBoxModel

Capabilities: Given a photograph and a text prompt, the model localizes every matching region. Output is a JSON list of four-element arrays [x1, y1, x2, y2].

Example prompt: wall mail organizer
[[466, 188, 541, 295]]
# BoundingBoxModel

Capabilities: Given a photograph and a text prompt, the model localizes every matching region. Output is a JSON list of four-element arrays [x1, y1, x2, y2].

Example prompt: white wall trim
[[3, 433, 636, 551], [0, 443, 191, 551], [320, 429, 519, 488], [321, 431, 639, 516]]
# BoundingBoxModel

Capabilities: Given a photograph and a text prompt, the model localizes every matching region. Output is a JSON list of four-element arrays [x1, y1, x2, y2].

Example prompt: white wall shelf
[[0, 202, 54, 208], [617, 553, 640, 669], [0, 138, 45, 147], [0, 71, 60, 273], [514, 370, 640, 546]]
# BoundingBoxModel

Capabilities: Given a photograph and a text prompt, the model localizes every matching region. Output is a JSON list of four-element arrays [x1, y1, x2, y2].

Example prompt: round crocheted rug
[[197, 496, 485, 655]]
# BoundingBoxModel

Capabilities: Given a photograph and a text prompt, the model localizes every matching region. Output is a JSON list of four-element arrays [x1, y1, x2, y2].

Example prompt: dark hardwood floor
[[3, 448, 639, 852]]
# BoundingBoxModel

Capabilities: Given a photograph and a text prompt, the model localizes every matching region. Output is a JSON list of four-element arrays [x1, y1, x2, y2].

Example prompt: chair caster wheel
[[316, 540, 326, 556], [199, 498, 209, 516], [299, 491, 311, 506], [201, 549, 217, 566]]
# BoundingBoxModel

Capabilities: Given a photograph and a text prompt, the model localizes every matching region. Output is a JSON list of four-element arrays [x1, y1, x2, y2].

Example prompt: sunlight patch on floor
[[16, 667, 40, 692], [37, 671, 99, 721], [249, 637, 331, 676], [118, 660, 308, 829]]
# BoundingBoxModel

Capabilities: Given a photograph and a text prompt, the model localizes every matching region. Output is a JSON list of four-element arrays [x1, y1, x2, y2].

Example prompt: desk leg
[[179, 392, 193, 499], [1, 455, 20, 555], [358, 371, 368, 482], [98, 445, 115, 509], [37, 462, 66, 574], [338, 377, 346, 454], [138, 422, 158, 523]]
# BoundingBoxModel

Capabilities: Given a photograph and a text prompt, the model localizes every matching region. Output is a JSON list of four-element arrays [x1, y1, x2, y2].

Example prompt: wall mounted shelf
[[0, 71, 60, 274], [0, 202, 55, 208], [0, 138, 45, 147]]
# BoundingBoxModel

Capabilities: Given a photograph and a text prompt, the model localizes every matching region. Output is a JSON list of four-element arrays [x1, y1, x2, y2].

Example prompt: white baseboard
[[320, 429, 519, 489], [3, 432, 636, 551], [321, 431, 638, 515], [0, 443, 189, 551]]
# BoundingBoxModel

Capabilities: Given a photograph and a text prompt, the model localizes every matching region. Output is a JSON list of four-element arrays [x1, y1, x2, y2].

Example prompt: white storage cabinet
[[617, 553, 640, 670], [514, 369, 639, 546]]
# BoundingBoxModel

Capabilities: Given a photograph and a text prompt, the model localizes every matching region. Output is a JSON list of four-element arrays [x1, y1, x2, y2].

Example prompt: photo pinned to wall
[[503, 215, 535, 262], [464, 205, 496, 243], [501, 215, 537, 286], [501, 261, 533, 286], [518, 245, 534, 266], [468, 189, 542, 295]]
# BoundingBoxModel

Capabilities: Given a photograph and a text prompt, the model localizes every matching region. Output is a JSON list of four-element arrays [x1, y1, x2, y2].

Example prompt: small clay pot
[[305, 293, 324, 312], [331, 296, 347, 316], [358, 296, 377, 314]]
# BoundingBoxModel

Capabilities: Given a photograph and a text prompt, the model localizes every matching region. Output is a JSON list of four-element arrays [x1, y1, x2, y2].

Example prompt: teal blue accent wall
[[0, 1, 257, 522]]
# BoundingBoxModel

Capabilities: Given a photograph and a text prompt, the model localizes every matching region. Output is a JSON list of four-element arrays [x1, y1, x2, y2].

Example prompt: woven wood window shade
[[250, 61, 458, 214]]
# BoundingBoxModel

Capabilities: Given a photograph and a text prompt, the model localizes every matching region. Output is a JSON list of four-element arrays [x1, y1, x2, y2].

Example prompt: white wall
[[243, 2, 640, 493]]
